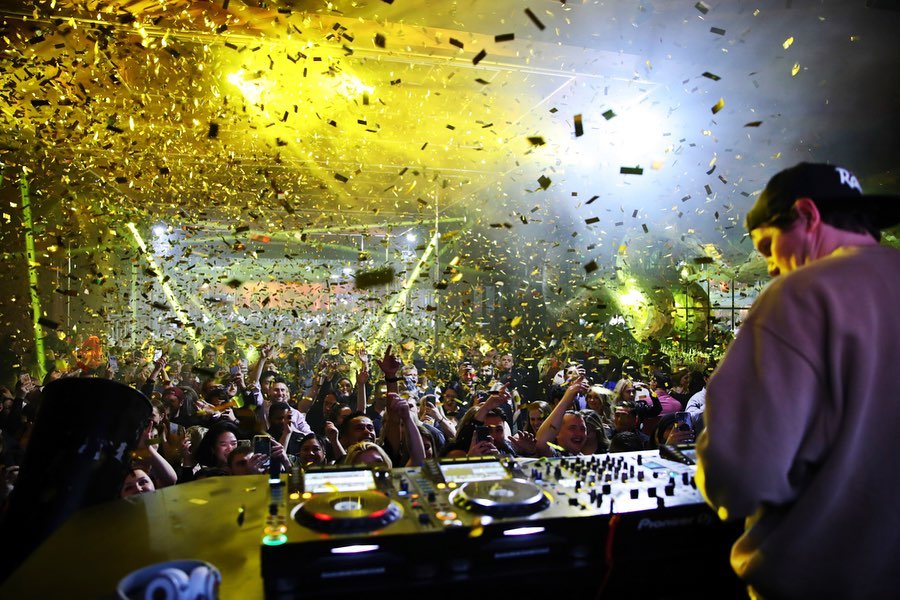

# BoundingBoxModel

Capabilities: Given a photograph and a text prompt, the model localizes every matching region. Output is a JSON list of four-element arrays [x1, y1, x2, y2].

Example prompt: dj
[[696, 163, 900, 599]]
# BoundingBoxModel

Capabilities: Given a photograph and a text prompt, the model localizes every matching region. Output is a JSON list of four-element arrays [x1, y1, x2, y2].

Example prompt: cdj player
[[260, 449, 744, 599]]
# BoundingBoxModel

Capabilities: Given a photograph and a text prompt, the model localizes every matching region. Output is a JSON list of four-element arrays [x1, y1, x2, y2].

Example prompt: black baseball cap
[[746, 162, 900, 232]]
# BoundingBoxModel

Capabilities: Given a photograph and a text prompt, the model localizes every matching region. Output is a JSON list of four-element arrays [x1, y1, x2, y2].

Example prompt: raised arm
[[536, 376, 587, 456]]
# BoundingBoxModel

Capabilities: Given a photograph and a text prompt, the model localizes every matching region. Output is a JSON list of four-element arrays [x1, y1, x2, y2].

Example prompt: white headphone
[[143, 566, 218, 600]]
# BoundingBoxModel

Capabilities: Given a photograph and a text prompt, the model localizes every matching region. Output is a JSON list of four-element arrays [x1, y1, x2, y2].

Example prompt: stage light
[[342, 267, 353, 276], [227, 69, 271, 105], [152, 224, 167, 238], [406, 233, 417, 242]]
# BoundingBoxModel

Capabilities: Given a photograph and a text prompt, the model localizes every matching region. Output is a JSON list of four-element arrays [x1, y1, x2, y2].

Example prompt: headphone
[[143, 565, 219, 600]]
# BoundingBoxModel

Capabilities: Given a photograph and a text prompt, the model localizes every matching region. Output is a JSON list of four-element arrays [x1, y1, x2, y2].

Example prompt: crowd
[[0, 336, 715, 503]]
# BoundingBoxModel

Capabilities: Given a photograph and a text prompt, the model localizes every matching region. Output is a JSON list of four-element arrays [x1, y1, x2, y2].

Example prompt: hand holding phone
[[253, 435, 272, 468]]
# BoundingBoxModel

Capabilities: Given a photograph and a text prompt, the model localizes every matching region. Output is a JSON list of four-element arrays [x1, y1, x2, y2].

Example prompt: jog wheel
[[294, 490, 402, 534], [450, 479, 550, 518]]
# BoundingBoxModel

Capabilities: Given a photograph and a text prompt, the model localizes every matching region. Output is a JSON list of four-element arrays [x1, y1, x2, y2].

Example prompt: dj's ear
[[792, 197, 821, 231]]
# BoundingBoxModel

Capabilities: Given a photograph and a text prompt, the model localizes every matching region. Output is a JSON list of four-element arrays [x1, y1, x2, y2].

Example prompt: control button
[[657, 497, 665, 509], [435, 511, 458, 521], [630, 488, 639, 500], [648, 487, 657, 497], [411, 501, 421, 509], [418, 513, 431, 525], [682, 473, 690, 485], [568, 497, 579, 507], [427, 491, 436, 503], [665, 485, 675, 496]]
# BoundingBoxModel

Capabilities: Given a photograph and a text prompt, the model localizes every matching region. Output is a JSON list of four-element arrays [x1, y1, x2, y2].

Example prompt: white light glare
[[503, 526, 546, 537], [153, 224, 167, 238], [330, 544, 380, 555], [406, 233, 417, 242]]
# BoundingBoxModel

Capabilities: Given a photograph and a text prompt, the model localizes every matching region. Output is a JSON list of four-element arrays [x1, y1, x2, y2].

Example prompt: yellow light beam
[[20, 175, 47, 381], [126, 223, 201, 351], [370, 229, 440, 352]]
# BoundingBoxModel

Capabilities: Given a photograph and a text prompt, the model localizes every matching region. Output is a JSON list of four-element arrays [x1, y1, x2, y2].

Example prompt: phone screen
[[475, 426, 491, 443], [230, 365, 241, 375], [253, 436, 271, 467]]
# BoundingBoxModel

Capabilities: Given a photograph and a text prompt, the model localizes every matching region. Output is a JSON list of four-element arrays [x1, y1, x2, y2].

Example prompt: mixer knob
[[589, 490, 597, 502], [601, 483, 611, 495], [657, 497, 665, 509], [637, 471, 645, 482], [647, 487, 657, 497], [682, 473, 690, 485], [665, 485, 675, 496], [418, 513, 431, 525], [629, 488, 639, 500], [637, 455, 643, 465], [427, 491, 436, 503]]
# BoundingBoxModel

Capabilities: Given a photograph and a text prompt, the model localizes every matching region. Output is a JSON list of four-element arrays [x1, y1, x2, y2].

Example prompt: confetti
[[510, 316, 522, 328], [695, 2, 710, 14], [355, 266, 396, 289], [585, 217, 600, 225], [374, 34, 386, 48], [449, 38, 464, 49], [744, 121, 763, 127], [602, 109, 616, 120], [711, 98, 725, 114], [524, 8, 546, 30], [586, 196, 599, 204], [584, 260, 599, 273], [701, 72, 721, 81], [619, 166, 643, 175], [573, 114, 584, 137], [494, 33, 515, 42], [783, 36, 794, 50], [38, 317, 60, 330], [537, 175, 552, 189], [791, 63, 801, 76], [527, 136, 546, 146], [472, 49, 487, 65], [710, 27, 726, 36], [334, 173, 349, 183], [208, 123, 219, 138]]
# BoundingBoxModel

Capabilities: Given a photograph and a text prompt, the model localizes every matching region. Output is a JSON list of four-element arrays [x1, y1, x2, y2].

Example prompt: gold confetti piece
[[744, 121, 763, 127], [602, 109, 616, 120], [791, 63, 801, 76], [702, 71, 721, 81], [783, 36, 794, 50], [695, 2, 710, 14], [510, 316, 522, 328], [619, 166, 643, 175], [537, 175, 552, 189], [711, 98, 725, 114], [495, 33, 515, 42], [472, 49, 487, 65], [584, 260, 598, 273], [189, 498, 208, 505], [573, 114, 584, 137], [374, 34, 386, 48], [710, 27, 726, 36], [527, 136, 546, 146]]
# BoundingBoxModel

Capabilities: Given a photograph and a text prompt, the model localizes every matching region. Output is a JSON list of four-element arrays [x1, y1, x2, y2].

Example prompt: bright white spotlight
[[153, 224, 167, 237], [342, 267, 353, 276], [406, 233, 417, 242]]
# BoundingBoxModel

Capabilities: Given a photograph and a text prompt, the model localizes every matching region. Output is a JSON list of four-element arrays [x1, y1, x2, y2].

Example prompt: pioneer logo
[[636, 513, 712, 530]]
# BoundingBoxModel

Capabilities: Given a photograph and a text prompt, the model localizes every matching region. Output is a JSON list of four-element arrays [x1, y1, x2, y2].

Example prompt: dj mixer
[[261, 448, 743, 599]]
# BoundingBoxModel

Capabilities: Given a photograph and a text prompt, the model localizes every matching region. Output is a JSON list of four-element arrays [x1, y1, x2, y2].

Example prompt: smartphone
[[230, 365, 241, 376], [107, 356, 118, 371], [674, 411, 692, 432], [152, 349, 163, 362], [475, 426, 491, 443], [253, 435, 271, 467]]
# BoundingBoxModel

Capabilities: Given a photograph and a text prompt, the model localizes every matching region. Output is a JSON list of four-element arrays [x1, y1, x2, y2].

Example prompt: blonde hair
[[343, 442, 393, 469]]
